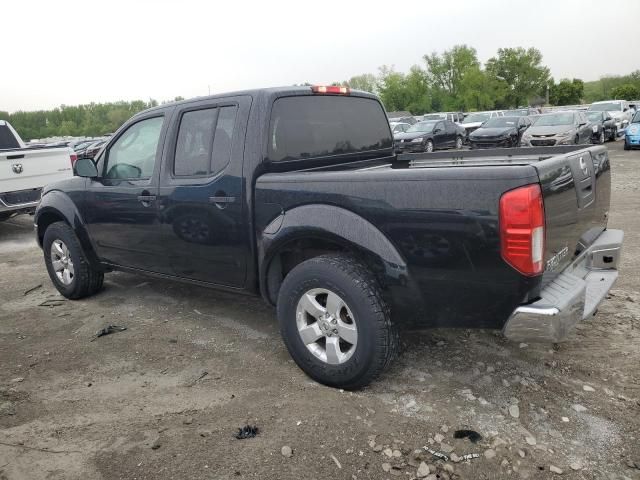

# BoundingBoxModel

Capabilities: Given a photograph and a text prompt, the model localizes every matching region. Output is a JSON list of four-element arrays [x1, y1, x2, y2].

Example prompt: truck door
[[83, 112, 173, 273], [156, 96, 251, 287]]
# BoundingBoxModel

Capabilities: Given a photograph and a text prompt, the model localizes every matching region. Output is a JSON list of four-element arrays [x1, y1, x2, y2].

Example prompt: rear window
[[0, 125, 20, 149], [267, 96, 392, 162]]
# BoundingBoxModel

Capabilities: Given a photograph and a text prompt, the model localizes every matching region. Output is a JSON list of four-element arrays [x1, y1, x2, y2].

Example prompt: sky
[[2, 0, 639, 112]]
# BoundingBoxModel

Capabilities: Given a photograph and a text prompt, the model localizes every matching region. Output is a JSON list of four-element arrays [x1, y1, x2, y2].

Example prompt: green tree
[[485, 47, 550, 107], [424, 45, 480, 110], [610, 83, 640, 100], [345, 74, 378, 94], [459, 66, 506, 111], [549, 78, 584, 105]]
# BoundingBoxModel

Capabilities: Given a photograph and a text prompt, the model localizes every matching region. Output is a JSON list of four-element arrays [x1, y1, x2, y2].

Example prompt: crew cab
[[0, 120, 75, 221], [34, 86, 623, 389]]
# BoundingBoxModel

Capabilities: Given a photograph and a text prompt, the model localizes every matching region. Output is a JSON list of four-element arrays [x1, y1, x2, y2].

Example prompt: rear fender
[[258, 204, 408, 302], [35, 191, 101, 270]]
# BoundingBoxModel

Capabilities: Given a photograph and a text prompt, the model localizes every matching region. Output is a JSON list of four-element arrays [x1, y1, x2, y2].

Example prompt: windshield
[[463, 113, 491, 123], [587, 112, 603, 122], [406, 122, 436, 133], [632, 111, 640, 123], [483, 117, 518, 128], [589, 102, 622, 112], [534, 113, 574, 127]]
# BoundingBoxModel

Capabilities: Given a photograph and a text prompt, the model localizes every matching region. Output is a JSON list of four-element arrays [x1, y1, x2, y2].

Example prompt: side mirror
[[74, 158, 98, 178]]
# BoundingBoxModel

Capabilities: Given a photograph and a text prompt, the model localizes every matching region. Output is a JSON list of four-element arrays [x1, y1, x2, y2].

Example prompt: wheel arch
[[35, 191, 102, 270], [258, 204, 407, 305]]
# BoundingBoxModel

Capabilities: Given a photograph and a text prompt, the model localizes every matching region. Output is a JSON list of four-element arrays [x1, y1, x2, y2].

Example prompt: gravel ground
[[0, 140, 639, 480]]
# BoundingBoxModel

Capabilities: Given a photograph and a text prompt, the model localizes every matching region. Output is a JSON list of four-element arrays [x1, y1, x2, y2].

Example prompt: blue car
[[625, 111, 640, 150]]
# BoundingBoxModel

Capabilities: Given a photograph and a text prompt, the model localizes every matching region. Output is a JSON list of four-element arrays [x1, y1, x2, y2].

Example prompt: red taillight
[[499, 184, 545, 276], [70, 153, 78, 167], [311, 85, 350, 95]]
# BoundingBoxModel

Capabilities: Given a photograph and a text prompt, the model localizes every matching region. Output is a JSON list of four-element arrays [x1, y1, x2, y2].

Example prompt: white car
[[588, 100, 633, 137], [461, 110, 505, 136], [0, 120, 75, 221]]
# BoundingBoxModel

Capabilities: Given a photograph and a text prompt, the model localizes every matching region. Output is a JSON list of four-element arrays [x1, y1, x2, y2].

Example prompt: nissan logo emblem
[[12, 163, 23, 174], [579, 156, 588, 176]]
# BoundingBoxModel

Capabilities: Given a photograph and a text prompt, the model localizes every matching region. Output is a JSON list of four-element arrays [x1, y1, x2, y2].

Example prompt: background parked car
[[624, 110, 640, 150], [394, 119, 464, 153], [503, 108, 539, 116], [468, 116, 532, 148], [387, 111, 418, 125], [422, 112, 464, 123], [81, 140, 106, 159], [461, 110, 504, 137], [520, 111, 593, 146], [588, 100, 632, 138], [586, 110, 617, 143], [390, 122, 411, 135]]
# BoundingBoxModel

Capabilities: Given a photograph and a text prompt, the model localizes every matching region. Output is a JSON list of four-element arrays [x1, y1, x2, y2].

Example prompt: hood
[[608, 111, 625, 120], [469, 126, 516, 138], [462, 122, 484, 129], [527, 125, 574, 136], [394, 131, 430, 141]]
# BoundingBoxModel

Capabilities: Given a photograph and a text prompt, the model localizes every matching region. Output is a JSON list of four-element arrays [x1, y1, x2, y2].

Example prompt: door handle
[[209, 196, 236, 203], [137, 193, 156, 207]]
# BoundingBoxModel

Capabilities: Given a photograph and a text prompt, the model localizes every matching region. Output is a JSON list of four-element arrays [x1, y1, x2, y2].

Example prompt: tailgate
[[0, 147, 73, 195], [533, 145, 611, 280]]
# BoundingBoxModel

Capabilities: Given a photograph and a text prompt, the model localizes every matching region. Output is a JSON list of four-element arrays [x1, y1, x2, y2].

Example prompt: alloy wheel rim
[[426, 142, 433, 152], [50, 239, 74, 285], [295, 288, 358, 365]]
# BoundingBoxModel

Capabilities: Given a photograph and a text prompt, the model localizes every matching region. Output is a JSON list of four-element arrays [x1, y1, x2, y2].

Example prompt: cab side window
[[105, 116, 164, 180], [174, 105, 237, 177], [445, 121, 456, 134]]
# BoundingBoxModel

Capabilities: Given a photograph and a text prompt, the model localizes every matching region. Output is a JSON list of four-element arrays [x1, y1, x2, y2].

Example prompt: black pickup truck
[[34, 86, 623, 389]]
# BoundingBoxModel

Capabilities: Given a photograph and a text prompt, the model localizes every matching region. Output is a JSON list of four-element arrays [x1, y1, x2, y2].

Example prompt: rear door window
[[174, 105, 237, 177], [268, 95, 391, 162]]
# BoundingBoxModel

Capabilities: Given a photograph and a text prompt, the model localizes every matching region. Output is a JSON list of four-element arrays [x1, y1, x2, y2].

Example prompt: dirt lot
[[1, 141, 638, 480]]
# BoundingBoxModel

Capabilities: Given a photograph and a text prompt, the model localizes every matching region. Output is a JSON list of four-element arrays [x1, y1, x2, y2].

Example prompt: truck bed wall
[[255, 165, 541, 328]]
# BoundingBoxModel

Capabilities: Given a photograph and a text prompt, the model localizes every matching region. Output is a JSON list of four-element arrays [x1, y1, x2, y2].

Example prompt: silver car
[[521, 111, 593, 147]]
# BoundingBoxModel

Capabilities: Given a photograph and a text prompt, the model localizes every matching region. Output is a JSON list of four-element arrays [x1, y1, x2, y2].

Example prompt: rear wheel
[[277, 254, 398, 390], [43, 222, 104, 299]]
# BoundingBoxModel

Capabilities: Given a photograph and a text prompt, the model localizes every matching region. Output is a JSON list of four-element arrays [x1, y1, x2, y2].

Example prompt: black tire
[[276, 254, 399, 390], [574, 135, 580, 145], [43, 221, 104, 299], [624, 141, 631, 151], [598, 130, 605, 145], [610, 127, 617, 141], [424, 140, 434, 153], [455, 136, 463, 149]]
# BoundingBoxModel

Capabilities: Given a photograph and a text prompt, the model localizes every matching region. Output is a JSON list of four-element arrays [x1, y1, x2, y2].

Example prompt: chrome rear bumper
[[503, 229, 623, 342]]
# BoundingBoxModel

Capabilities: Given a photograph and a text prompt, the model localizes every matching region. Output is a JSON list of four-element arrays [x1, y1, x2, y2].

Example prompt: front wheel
[[624, 141, 631, 151], [43, 222, 104, 299], [277, 254, 398, 390], [455, 136, 463, 149], [610, 127, 618, 141], [598, 130, 605, 144], [424, 140, 434, 153]]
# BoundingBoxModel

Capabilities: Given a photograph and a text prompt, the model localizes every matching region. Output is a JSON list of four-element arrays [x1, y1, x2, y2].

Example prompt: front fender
[[258, 204, 408, 299], [35, 190, 101, 269]]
